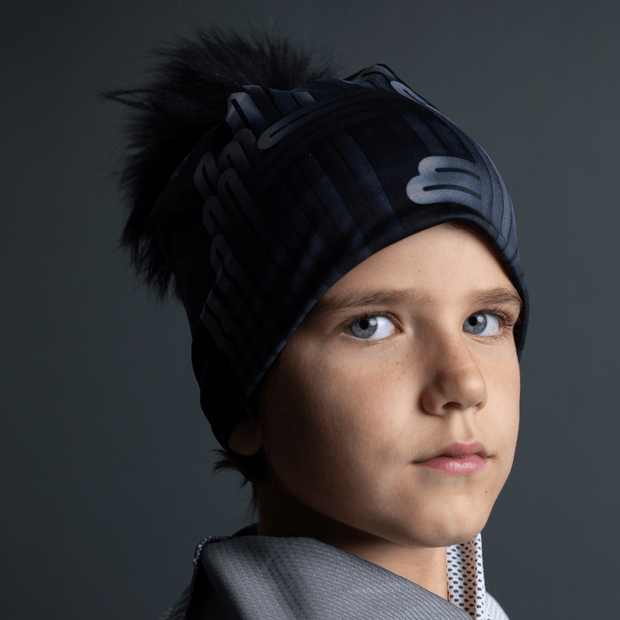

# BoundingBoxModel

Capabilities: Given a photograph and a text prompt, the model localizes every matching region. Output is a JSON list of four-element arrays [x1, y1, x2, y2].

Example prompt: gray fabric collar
[[197, 524, 484, 619]]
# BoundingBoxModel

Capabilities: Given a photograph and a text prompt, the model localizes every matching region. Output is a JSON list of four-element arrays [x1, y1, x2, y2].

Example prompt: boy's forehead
[[309, 225, 523, 319]]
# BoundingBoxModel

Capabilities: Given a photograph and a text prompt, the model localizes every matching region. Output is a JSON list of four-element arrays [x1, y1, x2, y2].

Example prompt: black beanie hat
[[146, 63, 529, 452]]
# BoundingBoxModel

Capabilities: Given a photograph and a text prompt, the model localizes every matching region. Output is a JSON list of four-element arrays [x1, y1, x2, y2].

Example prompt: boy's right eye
[[349, 315, 397, 341]]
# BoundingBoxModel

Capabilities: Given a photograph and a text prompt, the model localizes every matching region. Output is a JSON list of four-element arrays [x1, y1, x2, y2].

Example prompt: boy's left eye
[[463, 313, 500, 337]]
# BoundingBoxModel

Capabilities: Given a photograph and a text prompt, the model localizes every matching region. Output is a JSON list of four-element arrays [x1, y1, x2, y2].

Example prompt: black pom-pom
[[103, 27, 337, 299]]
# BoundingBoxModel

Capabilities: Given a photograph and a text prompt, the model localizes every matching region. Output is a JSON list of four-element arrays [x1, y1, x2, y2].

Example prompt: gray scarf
[[160, 524, 509, 619]]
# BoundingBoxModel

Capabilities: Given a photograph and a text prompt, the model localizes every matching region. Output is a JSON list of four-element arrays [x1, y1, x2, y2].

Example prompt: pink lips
[[420, 454, 487, 474], [418, 442, 488, 474]]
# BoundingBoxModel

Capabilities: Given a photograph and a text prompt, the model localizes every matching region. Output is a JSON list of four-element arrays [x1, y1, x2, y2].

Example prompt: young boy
[[107, 28, 528, 620]]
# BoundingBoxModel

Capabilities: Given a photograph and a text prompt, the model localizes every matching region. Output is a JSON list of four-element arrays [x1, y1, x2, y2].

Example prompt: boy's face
[[234, 222, 521, 549]]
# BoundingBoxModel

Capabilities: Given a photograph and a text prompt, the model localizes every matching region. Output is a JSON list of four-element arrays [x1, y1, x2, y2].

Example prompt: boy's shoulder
[[159, 527, 254, 620], [159, 525, 507, 620]]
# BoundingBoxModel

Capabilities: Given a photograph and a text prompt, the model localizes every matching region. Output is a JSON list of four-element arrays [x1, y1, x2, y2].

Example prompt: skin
[[229, 222, 521, 601]]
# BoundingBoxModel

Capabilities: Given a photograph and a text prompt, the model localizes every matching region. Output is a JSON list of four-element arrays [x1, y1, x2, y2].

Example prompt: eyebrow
[[311, 286, 524, 317]]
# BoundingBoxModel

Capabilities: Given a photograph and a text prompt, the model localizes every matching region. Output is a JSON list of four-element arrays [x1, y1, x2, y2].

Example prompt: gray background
[[2, 0, 618, 618]]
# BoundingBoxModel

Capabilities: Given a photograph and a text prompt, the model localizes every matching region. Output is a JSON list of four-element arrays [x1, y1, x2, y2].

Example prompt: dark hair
[[210, 370, 272, 523], [103, 27, 337, 523]]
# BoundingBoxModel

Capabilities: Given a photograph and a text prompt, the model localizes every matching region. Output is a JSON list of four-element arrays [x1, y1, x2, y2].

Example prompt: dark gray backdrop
[[2, 1, 618, 618]]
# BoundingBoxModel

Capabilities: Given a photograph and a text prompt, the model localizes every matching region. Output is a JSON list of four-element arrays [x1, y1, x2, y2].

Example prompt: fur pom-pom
[[103, 28, 337, 299]]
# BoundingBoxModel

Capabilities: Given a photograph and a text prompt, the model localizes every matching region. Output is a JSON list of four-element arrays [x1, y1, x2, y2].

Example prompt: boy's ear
[[228, 409, 262, 456]]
